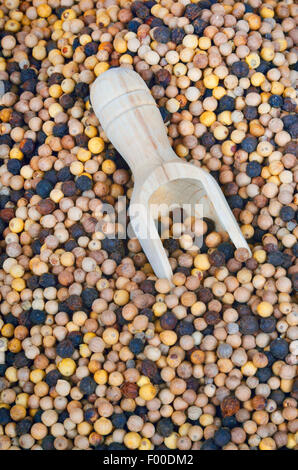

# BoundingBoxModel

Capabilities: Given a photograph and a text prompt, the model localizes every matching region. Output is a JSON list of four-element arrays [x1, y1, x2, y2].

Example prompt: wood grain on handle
[[90, 68, 178, 180]]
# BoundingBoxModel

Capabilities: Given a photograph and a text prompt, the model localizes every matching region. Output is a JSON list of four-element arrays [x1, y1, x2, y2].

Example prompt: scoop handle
[[90, 67, 178, 180]]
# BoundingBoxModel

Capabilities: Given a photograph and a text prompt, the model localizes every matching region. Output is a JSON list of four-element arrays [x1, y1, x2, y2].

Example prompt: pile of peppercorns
[[0, 0, 297, 452]]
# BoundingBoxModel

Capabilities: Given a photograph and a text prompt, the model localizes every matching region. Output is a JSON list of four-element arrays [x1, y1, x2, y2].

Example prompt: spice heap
[[0, 0, 297, 452]]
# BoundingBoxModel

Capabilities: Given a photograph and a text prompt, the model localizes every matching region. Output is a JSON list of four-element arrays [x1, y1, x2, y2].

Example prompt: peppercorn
[[75, 175, 93, 192], [0, 408, 10, 426], [221, 396, 240, 417], [270, 338, 289, 359], [56, 340, 75, 359], [280, 206, 295, 222], [61, 181, 77, 197], [35, 180, 53, 198], [214, 428, 231, 447], [239, 316, 259, 335], [129, 338, 144, 355], [29, 310, 46, 325], [79, 376, 97, 395], [156, 418, 174, 437], [45, 370, 62, 387], [201, 439, 219, 450], [268, 95, 283, 108]]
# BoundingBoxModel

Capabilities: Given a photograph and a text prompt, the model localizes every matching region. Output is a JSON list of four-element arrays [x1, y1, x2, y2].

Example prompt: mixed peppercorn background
[[0, 0, 297, 451]]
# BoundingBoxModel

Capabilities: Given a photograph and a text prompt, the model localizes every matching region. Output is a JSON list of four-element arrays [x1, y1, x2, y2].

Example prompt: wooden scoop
[[90, 67, 251, 280]]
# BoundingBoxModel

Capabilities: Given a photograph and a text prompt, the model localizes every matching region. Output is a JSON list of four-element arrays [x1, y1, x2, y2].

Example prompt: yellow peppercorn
[[61, 9, 77, 20], [113, 290, 129, 306], [79, 344, 91, 358], [84, 126, 97, 138], [70, 161, 84, 175], [102, 159, 116, 174], [260, 6, 274, 18], [160, 330, 177, 346], [10, 264, 25, 278], [102, 327, 119, 345], [198, 36, 211, 50], [94, 369, 108, 385], [113, 37, 127, 53], [218, 110, 232, 125], [10, 404, 26, 421], [175, 144, 188, 158], [30, 369, 45, 384], [139, 438, 152, 450], [50, 189, 64, 203], [137, 375, 150, 387], [139, 383, 157, 401], [60, 252, 74, 267], [83, 332, 96, 344], [259, 437, 276, 450], [94, 62, 109, 76], [37, 4, 52, 18], [251, 72, 265, 87], [241, 361, 257, 376], [50, 103, 64, 119], [261, 47, 275, 62], [77, 148, 91, 162], [164, 432, 178, 449], [200, 111, 216, 127], [213, 86, 226, 100], [257, 301, 273, 318], [11, 278, 26, 292], [194, 254, 210, 271], [271, 82, 284, 95], [10, 148, 23, 160], [200, 413, 214, 426], [94, 417, 113, 435], [5, 366, 18, 382], [5, 20, 21, 32], [275, 38, 287, 52], [32, 44, 47, 60], [286, 434, 296, 449], [247, 14, 261, 30], [152, 301, 167, 317], [88, 137, 105, 154], [1, 324, 14, 338], [124, 432, 142, 450], [173, 63, 187, 77], [79, 34, 92, 46], [245, 53, 260, 69], [119, 54, 134, 65], [96, 11, 110, 27], [15, 393, 28, 408], [58, 358, 76, 376], [49, 84, 63, 98], [8, 338, 21, 353], [203, 74, 219, 89], [9, 218, 24, 233]]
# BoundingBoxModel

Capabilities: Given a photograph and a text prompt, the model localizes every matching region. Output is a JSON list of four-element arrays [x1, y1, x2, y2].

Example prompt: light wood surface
[[91, 68, 251, 280]]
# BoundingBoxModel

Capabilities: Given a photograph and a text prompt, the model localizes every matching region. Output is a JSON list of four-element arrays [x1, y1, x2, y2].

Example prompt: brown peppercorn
[[121, 382, 139, 399], [221, 396, 240, 417]]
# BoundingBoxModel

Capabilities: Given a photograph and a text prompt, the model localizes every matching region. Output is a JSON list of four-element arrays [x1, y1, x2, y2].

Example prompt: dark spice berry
[[56, 339, 75, 358], [221, 395, 240, 417], [156, 418, 174, 437], [270, 338, 289, 359], [231, 61, 249, 77], [79, 376, 97, 395], [280, 206, 295, 222], [239, 315, 259, 335], [141, 359, 157, 378], [129, 338, 144, 354], [153, 26, 171, 43], [184, 4, 201, 20]]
